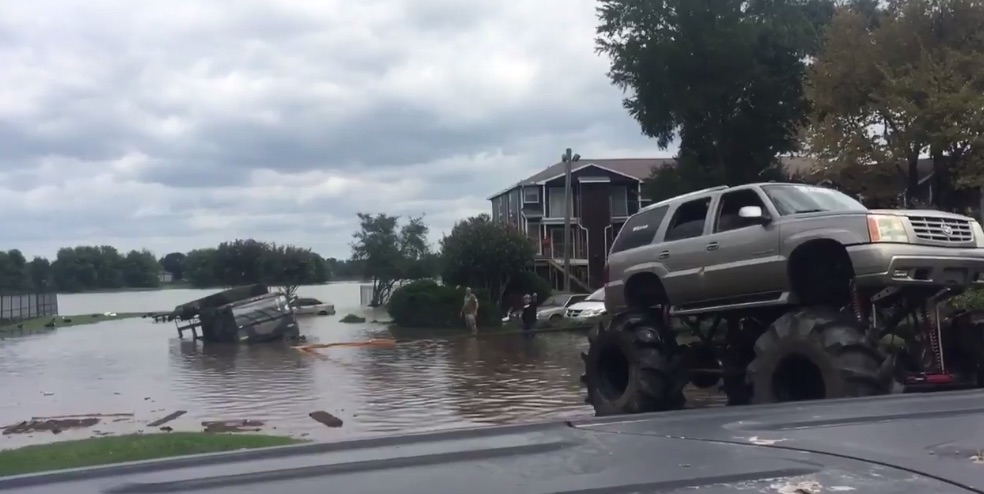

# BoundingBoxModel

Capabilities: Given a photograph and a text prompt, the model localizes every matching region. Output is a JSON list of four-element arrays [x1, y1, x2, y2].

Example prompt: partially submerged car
[[171, 284, 299, 343], [290, 297, 335, 316], [535, 293, 588, 322], [565, 288, 605, 320]]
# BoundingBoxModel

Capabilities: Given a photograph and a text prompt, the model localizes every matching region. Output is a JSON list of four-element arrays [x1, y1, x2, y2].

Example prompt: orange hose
[[292, 338, 396, 352]]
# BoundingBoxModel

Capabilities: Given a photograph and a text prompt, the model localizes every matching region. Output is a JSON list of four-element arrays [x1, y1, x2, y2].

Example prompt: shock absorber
[[921, 303, 944, 373], [850, 281, 865, 325]]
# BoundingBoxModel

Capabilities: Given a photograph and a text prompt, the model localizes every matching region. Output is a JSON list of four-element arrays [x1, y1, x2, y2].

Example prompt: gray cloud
[[0, 0, 670, 259]]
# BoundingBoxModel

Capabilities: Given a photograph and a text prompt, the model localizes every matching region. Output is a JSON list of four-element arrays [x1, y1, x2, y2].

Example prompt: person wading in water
[[520, 292, 539, 335], [460, 287, 479, 334]]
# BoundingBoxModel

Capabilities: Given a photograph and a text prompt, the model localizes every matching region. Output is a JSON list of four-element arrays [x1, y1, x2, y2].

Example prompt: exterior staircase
[[542, 247, 592, 292]]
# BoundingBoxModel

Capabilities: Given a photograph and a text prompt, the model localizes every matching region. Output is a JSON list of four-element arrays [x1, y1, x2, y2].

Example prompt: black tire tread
[[747, 307, 891, 404], [580, 312, 686, 416]]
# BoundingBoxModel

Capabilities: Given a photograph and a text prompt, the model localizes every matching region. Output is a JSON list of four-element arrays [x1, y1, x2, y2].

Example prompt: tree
[[260, 243, 330, 300], [184, 248, 220, 288], [122, 250, 162, 288], [350, 213, 432, 306], [27, 257, 52, 290], [439, 214, 535, 306], [159, 252, 186, 280], [0, 250, 30, 292], [598, 0, 836, 197], [804, 0, 984, 210]]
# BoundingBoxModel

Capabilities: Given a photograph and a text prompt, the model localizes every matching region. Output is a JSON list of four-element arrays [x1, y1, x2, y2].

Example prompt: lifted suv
[[582, 182, 984, 415]]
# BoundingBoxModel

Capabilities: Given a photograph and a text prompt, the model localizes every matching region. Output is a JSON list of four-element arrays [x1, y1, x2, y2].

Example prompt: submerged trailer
[[171, 284, 300, 343]]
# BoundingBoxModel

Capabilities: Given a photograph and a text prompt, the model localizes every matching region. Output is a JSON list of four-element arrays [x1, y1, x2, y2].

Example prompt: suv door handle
[[658, 250, 670, 260], [706, 242, 719, 251]]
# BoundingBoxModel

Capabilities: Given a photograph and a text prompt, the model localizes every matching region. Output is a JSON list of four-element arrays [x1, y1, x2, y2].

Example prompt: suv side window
[[610, 205, 669, 254], [714, 189, 768, 233], [664, 198, 711, 241]]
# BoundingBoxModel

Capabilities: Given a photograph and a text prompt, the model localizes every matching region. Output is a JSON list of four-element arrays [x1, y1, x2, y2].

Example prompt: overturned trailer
[[171, 284, 300, 343]]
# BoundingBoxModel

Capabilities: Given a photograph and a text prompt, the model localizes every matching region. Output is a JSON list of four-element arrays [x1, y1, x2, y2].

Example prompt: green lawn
[[0, 432, 303, 477], [0, 312, 148, 334]]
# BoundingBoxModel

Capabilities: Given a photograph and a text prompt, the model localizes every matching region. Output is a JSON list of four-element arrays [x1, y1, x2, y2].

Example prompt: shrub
[[387, 280, 501, 329], [501, 271, 553, 311], [948, 287, 984, 311]]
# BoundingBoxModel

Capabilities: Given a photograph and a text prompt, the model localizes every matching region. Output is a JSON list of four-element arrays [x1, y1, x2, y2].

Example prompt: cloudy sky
[[0, 0, 672, 260]]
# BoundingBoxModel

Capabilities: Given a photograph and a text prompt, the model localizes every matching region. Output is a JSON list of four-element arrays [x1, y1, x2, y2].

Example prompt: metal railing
[[0, 292, 59, 324]]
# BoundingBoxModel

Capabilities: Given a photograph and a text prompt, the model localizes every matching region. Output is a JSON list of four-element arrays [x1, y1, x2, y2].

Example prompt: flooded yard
[[0, 282, 725, 450]]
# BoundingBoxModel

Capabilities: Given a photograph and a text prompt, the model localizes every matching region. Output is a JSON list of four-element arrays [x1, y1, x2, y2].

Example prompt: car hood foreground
[[3, 390, 984, 494]]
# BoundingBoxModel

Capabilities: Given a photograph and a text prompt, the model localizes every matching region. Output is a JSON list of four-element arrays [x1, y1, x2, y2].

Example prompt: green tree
[[27, 257, 52, 290], [598, 0, 835, 197], [0, 250, 30, 292], [122, 250, 162, 288], [184, 248, 220, 288], [804, 0, 984, 210], [159, 252, 186, 280], [50, 246, 126, 292], [350, 213, 432, 306], [260, 244, 330, 299], [439, 214, 535, 306]]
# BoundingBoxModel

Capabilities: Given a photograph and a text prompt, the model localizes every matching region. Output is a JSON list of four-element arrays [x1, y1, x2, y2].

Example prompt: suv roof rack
[[639, 185, 730, 213]]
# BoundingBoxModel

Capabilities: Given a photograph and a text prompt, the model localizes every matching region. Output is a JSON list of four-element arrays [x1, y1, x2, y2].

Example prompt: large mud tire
[[580, 312, 685, 416], [747, 307, 892, 404]]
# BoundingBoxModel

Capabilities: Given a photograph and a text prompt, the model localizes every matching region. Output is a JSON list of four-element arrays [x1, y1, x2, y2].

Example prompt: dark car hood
[[3, 390, 984, 494]]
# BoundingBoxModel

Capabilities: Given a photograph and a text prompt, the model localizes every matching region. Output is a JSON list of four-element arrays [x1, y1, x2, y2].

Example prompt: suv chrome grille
[[907, 216, 973, 243], [566, 309, 581, 317]]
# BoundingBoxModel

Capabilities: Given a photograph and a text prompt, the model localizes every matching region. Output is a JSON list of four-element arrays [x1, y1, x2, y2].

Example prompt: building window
[[497, 197, 505, 221], [611, 186, 629, 217], [523, 187, 539, 203], [548, 187, 571, 217]]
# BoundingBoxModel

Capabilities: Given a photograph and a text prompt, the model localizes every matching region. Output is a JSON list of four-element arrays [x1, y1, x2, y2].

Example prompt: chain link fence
[[0, 292, 59, 325]]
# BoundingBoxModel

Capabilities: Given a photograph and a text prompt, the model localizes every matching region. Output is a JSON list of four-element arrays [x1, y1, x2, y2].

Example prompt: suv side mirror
[[738, 206, 769, 224]]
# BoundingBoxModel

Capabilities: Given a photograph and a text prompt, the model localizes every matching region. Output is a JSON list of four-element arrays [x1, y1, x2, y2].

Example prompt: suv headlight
[[972, 220, 984, 247], [866, 214, 909, 243]]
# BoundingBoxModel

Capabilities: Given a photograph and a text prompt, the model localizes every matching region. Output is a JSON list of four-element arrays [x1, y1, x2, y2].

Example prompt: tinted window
[[762, 184, 868, 215], [610, 205, 668, 254], [664, 198, 711, 241]]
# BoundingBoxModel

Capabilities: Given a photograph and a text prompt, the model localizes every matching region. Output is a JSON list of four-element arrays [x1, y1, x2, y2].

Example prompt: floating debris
[[147, 410, 187, 427], [309, 411, 343, 428], [202, 419, 265, 433], [3, 417, 100, 435]]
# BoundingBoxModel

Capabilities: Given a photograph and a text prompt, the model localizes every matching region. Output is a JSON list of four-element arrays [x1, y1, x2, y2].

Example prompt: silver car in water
[[565, 288, 605, 320]]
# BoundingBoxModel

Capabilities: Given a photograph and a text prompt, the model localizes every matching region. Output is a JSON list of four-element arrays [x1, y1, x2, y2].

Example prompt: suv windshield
[[761, 184, 867, 215], [586, 288, 604, 301]]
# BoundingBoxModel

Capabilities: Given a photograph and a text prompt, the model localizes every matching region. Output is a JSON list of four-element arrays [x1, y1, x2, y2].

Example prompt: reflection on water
[[0, 282, 723, 450]]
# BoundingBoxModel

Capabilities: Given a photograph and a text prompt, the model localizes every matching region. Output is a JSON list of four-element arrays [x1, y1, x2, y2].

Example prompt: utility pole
[[561, 148, 580, 292]]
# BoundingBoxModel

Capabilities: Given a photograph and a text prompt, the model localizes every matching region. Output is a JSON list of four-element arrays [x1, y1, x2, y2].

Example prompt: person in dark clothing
[[520, 293, 538, 333]]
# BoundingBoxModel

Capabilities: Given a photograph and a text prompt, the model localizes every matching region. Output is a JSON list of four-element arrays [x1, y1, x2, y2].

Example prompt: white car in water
[[565, 288, 606, 320], [290, 297, 336, 316]]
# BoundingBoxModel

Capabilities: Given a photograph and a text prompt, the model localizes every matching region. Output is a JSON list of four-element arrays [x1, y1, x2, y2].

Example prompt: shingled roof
[[488, 156, 827, 200]]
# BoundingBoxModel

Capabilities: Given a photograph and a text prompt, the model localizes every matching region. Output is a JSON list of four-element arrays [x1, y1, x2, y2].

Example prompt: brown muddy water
[[0, 282, 724, 450]]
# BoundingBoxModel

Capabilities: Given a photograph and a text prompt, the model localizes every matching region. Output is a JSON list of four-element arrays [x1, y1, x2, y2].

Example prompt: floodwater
[[0, 282, 725, 450]]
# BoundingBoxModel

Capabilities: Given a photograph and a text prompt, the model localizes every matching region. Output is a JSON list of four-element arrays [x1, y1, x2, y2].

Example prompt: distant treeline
[[0, 240, 367, 294]]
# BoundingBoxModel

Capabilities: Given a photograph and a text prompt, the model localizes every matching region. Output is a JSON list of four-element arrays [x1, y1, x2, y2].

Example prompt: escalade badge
[[941, 224, 954, 236]]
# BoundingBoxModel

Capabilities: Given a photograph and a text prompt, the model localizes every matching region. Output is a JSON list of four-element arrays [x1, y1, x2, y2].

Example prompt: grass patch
[[0, 432, 303, 478], [339, 313, 367, 323], [0, 312, 147, 333]]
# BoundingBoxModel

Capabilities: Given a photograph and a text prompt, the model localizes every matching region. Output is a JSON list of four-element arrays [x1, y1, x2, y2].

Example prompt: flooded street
[[0, 282, 597, 449], [1, 282, 726, 450]]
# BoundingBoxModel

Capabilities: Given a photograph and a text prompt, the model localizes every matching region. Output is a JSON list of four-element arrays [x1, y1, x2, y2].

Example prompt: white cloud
[[0, 0, 672, 260]]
